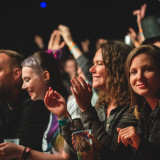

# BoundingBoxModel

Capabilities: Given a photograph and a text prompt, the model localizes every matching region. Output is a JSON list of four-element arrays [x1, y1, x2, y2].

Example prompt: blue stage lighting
[[40, 2, 47, 8]]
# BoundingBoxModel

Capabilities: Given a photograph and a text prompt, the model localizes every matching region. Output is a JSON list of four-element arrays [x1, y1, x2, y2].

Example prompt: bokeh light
[[40, 2, 47, 8]]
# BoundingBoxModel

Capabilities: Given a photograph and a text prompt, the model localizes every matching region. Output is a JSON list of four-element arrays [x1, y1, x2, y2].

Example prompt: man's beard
[[0, 85, 11, 104]]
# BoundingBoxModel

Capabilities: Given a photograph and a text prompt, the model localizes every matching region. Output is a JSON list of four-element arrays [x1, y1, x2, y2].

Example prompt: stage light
[[40, 2, 47, 8]]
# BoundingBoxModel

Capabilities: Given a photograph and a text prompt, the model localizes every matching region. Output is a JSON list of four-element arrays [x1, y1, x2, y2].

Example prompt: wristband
[[68, 43, 78, 53], [22, 147, 31, 160], [139, 28, 144, 36], [139, 28, 143, 33], [58, 116, 70, 126], [69, 43, 76, 50]]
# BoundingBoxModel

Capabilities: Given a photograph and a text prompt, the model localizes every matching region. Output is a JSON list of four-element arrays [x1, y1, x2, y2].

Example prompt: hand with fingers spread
[[58, 24, 74, 46], [117, 126, 140, 150], [0, 142, 24, 160], [44, 87, 68, 117], [48, 30, 65, 50], [70, 76, 93, 111]]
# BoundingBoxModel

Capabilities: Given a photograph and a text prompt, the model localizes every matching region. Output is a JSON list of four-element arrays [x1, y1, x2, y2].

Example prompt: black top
[[0, 90, 50, 152], [136, 102, 160, 160]]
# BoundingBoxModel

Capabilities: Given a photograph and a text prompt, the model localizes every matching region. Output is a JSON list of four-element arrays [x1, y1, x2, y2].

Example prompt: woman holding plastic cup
[[45, 40, 138, 160]]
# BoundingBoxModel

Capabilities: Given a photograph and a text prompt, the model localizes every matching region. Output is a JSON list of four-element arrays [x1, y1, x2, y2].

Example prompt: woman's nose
[[89, 65, 96, 73], [137, 71, 143, 81], [22, 82, 27, 90]]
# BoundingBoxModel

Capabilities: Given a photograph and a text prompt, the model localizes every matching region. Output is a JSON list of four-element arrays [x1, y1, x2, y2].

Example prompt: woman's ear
[[13, 68, 22, 81], [43, 71, 50, 82]]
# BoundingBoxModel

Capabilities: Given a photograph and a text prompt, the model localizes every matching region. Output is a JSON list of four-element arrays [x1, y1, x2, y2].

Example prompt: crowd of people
[[0, 3, 160, 160]]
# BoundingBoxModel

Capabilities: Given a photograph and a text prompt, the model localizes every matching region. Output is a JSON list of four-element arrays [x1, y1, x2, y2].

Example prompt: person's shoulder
[[19, 90, 48, 112]]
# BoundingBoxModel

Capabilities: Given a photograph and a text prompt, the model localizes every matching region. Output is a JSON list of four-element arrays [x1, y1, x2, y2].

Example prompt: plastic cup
[[73, 129, 93, 160]]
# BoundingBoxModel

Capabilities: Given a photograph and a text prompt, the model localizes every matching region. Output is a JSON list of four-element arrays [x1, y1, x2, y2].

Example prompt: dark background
[[0, 0, 160, 57]]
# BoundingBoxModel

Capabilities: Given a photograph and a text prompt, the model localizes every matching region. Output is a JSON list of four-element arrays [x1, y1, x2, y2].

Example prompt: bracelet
[[139, 28, 143, 33], [69, 43, 76, 50], [68, 43, 78, 53], [22, 147, 31, 160], [58, 117, 70, 126], [139, 28, 144, 36]]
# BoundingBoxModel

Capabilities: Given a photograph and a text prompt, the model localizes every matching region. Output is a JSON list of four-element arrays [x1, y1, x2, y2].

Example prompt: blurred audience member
[[141, 14, 160, 47], [34, 35, 45, 50]]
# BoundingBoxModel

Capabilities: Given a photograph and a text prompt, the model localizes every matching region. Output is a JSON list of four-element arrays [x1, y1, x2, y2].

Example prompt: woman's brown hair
[[95, 40, 132, 109], [125, 44, 160, 119]]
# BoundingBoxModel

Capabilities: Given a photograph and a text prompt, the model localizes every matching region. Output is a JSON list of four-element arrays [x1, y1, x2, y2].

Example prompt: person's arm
[[58, 24, 82, 59], [127, 27, 140, 47], [59, 120, 78, 159], [34, 35, 45, 49], [58, 24, 92, 83], [133, 3, 147, 43], [44, 88, 79, 158], [28, 149, 70, 160], [70, 77, 111, 145], [0, 142, 71, 160]]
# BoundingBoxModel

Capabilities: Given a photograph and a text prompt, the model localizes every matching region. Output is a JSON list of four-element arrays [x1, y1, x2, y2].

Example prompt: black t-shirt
[[0, 90, 50, 151]]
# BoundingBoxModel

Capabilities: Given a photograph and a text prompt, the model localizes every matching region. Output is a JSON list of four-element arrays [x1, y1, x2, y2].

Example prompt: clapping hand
[[44, 87, 68, 117], [70, 76, 93, 111]]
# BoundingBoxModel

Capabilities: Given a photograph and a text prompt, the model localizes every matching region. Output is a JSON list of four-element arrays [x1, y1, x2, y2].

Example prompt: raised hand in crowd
[[34, 35, 45, 49], [133, 3, 147, 27], [128, 3, 147, 47], [58, 24, 83, 59], [127, 27, 139, 46], [48, 30, 65, 50], [58, 25, 74, 47], [133, 3, 147, 42], [127, 27, 144, 47]]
